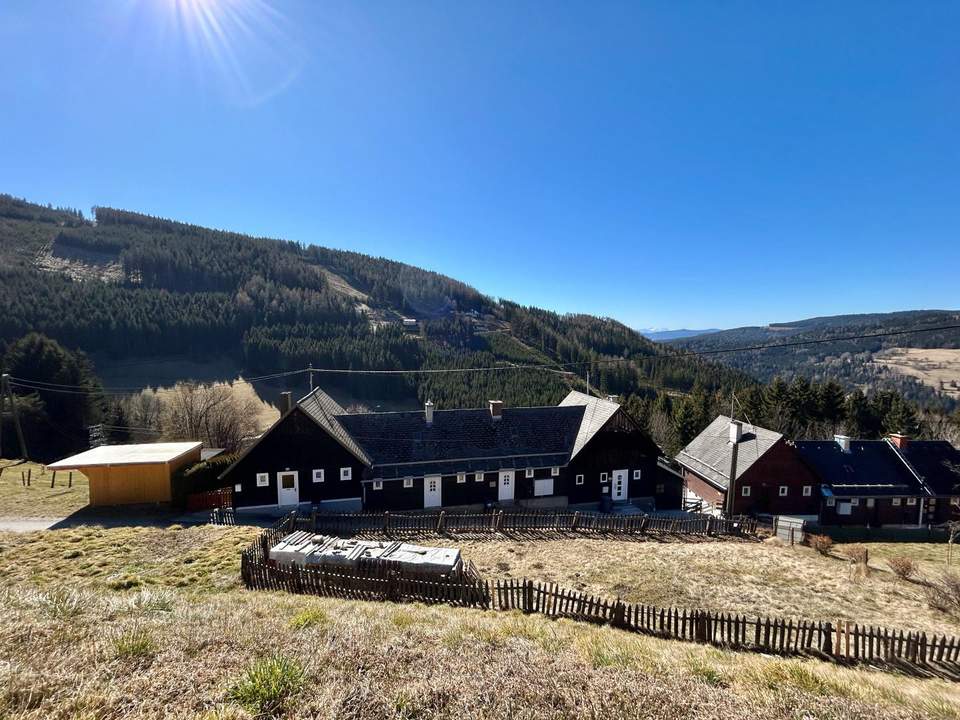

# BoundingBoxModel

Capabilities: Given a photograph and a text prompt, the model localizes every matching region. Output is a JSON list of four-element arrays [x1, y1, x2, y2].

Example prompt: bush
[[227, 654, 305, 717], [807, 534, 833, 556], [926, 572, 960, 618], [886, 556, 917, 581], [840, 545, 868, 565]]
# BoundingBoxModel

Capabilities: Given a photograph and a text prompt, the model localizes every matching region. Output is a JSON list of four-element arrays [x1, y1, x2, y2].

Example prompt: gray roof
[[675, 415, 782, 491], [298, 388, 373, 466], [559, 390, 621, 459]]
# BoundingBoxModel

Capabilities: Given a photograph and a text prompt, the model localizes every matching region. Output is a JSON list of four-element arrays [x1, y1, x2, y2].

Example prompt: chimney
[[889, 433, 910, 451], [834, 434, 851, 453], [729, 420, 743, 444], [280, 391, 292, 414], [424, 399, 435, 426], [489, 400, 503, 422], [606, 394, 618, 403]]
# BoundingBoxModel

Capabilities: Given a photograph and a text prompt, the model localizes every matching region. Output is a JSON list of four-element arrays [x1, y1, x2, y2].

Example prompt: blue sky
[[2, 1, 958, 329]]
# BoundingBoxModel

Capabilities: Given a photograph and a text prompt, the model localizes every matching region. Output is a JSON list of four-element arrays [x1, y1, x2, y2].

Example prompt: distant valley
[[639, 328, 721, 342]]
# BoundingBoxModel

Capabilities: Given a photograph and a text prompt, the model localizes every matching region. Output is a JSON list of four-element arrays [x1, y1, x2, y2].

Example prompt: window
[[850, 498, 859, 506], [551, 467, 560, 477], [501, 475, 510, 486], [600, 472, 608, 483], [575, 474, 584, 485], [778, 486, 788, 497], [826, 497, 836, 507], [340, 467, 352, 481], [837, 501, 852, 516], [456, 473, 466, 484], [866, 498, 875, 508], [313, 469, 324, 483], [633, 469, 642, 480], [906, 497, 917, 506], [256, 472, 269, 487], [234, 484, 242, 493], [428, 478, 438, 492], [602, 486, 609, 494], [741, 486, 751, 497], [655, 483, 665, 493], [802, 485, 812, 497], [534, 478, 554, 497], [403, 477, 413, 489], [892, 497, 902, 506], [373, 480, 383, 491], [475, 473, 484, 482], [525, 468, 534, 479]]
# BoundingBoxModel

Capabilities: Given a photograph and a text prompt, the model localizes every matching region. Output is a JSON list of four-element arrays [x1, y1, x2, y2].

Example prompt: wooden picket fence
[[239, 524, 960, 670], [308, 509, 758, 538]]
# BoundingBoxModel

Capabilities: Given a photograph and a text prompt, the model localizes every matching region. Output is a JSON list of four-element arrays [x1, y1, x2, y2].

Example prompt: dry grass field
[[0, 460, 89, 518], [1, 525, 960, 718], [873, 348, 960, 398]]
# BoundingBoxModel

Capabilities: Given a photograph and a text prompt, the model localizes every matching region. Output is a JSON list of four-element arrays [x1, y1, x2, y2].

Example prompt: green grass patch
[[227, 654, 305, 717]]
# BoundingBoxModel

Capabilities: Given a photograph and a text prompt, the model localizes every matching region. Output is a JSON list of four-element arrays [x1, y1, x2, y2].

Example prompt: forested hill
[[670, 311, 960, 409], [0, 193, 748, 410]]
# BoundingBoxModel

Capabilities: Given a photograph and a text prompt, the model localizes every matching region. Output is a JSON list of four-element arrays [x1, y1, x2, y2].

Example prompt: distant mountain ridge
[[639, 328, 721, 342], [670, 310, 960, 409]]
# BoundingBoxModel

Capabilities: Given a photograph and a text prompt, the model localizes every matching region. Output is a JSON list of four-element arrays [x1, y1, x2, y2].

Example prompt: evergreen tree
[[816, 380, 846, 434], [842, 389, 871, 437]]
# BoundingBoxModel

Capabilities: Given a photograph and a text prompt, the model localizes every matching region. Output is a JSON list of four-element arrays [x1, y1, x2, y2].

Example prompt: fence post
[[789, 527, 795, 547], [495, 510, 504, 533], [523, 579, 533, 614], [612, 599, 625, 629], [383, 511, 390, 532], [572, 511, 580, 531], [437, 511, 446, 534]]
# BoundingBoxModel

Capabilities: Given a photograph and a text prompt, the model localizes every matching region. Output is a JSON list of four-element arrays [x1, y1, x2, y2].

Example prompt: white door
[[498, 470, 515, 501], [612, 469, 628, 501], [424, 475, 442, 508], [277, 471, 299, 506]]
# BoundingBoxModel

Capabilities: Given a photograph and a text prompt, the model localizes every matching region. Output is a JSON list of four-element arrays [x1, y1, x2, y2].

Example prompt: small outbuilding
[[48, 441, 202, 506]]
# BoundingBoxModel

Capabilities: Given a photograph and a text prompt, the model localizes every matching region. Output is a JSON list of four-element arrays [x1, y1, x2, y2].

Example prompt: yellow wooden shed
[[48, 442, 202, 506]]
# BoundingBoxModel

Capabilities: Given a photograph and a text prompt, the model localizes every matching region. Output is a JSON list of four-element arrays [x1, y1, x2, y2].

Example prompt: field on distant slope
[[1, 525, 959, 718], [873, 348, 960, 398]]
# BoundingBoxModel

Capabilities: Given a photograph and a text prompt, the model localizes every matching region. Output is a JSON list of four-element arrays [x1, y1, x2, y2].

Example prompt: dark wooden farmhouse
[[675, 416, 821, 517], [219, 388, 673, 512], [796, 434, 960, 527]]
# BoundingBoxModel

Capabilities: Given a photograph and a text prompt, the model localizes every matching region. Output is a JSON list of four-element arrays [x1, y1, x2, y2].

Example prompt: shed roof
[[675, 415, 782, 491], [48, 442, 202, 469]]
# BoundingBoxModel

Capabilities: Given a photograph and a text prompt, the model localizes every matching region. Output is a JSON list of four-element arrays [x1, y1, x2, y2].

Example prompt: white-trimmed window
[[633, 469, 642, 480], [525, 468, 534, 479], [850, 498, 860, 506], [313, 469, 325, 483], [602, 486, 609, 494], [256, 472, 269, 487], [575, 474, 584, 485], [866, 498, 875, 508], [892, 497, 902, 506], [907, 497, 917, 506], [826, 497, 836, 507], [403, 477, 413, 489], [802, 485, 812, 497], [655, 483, 664, 493], [779, 486, 788, 497], [741, 485, 751, 497], [600, 472, 608, 483], [340, 467, 352, 481], [551, 467, 560, 477], [475, 473, 484, 482], [372, 480, 383, 491], [234, 484, 242, 492], [456, 473, 466, 484]]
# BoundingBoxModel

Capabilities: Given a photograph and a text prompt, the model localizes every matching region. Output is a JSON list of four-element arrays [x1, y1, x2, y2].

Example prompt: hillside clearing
[[1, 526, 959, 719], [873, 348, 960, 398]]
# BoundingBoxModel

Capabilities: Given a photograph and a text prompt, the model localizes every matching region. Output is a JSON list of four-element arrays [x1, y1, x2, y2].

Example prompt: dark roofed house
[[220, 389, 672, 513], [887, 436, 960, 524], [675, 415, 820, 518]]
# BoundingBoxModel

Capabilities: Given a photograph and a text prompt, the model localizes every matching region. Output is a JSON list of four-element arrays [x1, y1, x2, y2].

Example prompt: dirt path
[[0, 517, 66, 532]]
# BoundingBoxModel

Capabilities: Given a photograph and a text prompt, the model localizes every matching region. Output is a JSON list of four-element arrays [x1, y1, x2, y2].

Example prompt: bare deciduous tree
[[160, 382, 260, 452]]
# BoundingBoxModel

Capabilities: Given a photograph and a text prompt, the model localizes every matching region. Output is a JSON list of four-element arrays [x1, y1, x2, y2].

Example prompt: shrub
[[227, 654, 304, 717], [926, 572, 960, 619], [886, 556, 917, 581], [807, 534, 833, 556], [289, 607, 327, 630], [113, 628, 157, 660], [841, 545, 868, 565]]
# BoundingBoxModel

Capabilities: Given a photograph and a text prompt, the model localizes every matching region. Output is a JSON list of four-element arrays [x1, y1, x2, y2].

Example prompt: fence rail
[[239, 523, 959, 670]]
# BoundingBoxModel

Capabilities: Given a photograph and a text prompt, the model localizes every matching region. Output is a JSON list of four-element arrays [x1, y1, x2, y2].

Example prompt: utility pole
[[0, 374, 28, 461]]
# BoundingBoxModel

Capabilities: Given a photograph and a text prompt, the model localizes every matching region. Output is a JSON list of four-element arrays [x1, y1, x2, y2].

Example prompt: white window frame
[[741, 486, 751, 497], [234, 484, 242, 492], [866, 497, 875, 508], [602, 486, 609, 494], [850, 497, 859, 506], [906, 497, 917, 506], [600, 472, 608, 483], [403, 477, 413, 489], [575, 474, 584, 486], [256, 472, 269, 487], [312, 469, 325, 484], [892, 497, 902, 506], [475, 472, 484, 482], [525, 468, 534, 479], [456, 473, 466, 484], [340, 467, 352, 481], [372, 480, 383, 491], [826, 497, 836, 507], [633, 469, 641, 480], [779, 486, 788, 497], [551, 467, 560, 477], [533, 478, 554, 497], [802, 485, 812, 497], [428, 477, 439, 493]]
